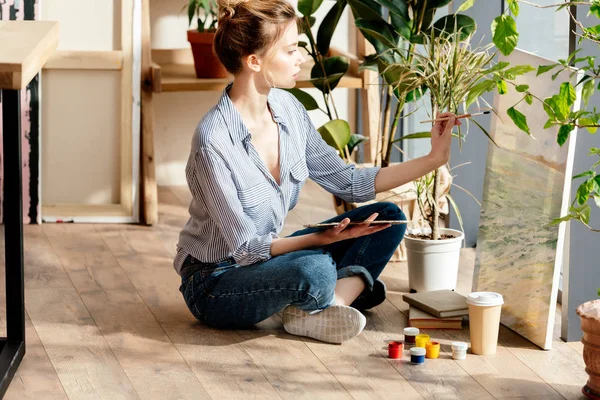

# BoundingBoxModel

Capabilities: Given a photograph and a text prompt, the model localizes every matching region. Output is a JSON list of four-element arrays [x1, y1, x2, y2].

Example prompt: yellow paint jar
[[415, 333, 430, 348], [426, 341, 440, 359]]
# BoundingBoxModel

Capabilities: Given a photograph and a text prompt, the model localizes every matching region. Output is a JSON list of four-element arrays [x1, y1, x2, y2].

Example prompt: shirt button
[[242, 251, 247, 256]]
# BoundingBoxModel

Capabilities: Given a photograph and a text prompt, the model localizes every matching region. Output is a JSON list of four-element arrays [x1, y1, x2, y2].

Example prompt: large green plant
[[478, 0, 600, 232], [287, 0, 367, 162]]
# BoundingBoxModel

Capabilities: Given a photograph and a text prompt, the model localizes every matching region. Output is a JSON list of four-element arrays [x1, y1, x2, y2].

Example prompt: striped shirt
[[174, 83, 380, 275]]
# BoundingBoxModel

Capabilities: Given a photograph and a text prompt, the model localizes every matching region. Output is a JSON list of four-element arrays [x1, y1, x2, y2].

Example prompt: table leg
[[0, 89, 26, 397]]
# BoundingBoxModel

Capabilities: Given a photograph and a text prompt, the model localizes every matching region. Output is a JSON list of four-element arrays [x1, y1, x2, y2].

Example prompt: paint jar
[[388, 341, 403, 359], [425, 341, 440, 359], [451, 341, 468, 360], [410, 347, 426, 364], [415, 333, 430, 348], [404, 327, 419, 344]]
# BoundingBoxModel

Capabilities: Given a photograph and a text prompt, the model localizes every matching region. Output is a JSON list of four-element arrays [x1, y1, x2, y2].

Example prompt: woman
[[176, 0, 460, 344]]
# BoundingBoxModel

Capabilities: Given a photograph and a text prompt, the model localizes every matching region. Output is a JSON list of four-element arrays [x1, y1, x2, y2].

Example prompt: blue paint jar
[[410, 347, 426, 364]]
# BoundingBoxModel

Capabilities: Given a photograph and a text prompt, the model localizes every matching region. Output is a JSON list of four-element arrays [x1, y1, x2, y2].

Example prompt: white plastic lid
[[467, 292, 504, 306], [452, 341, 468, 350], [404, 327, 420, 335], [410, 347, 426, 356]]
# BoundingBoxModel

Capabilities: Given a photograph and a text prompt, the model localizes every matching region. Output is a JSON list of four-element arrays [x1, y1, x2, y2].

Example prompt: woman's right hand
[[429, 112, 461, 166], [317, 213, 392, 246]]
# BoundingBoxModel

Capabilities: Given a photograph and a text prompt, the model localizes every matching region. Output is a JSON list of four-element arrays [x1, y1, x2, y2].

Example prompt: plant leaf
[[371, 0, 408, 20], [317, 119, 351, 154], [558, 124, 574, 146], [466, 79, 496, 108], [576, 181, 590, 205], [446, 194, 465, 236], [347, 133, 368, 156], [310, 56, 349, 93], [492, 15, 518, 56], [284, 88, 319, 111], [559, 82, 577, 106], [580, 117, 598, 134], [537, 64, 558, 76], [525, 94, 533, 105], [355, 18, 399, 49], [572, 170, 594, 180], [316, 0, 347, 56], [457, 0, 476, 12], [433, 14, 477, 41], [508, 0, 519, 16], [471, 118, 499, 147], [515, 84, 529, 93], [507, 106, 531, 135], [582, 79, 596, 107], [298, 0, 324, 16], [504, 65, 535, 78], [481, 61, 510, 75], [497, 80, 508, 94]]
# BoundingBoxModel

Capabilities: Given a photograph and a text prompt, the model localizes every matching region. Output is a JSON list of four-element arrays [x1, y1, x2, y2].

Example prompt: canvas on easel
[[472, 48, 582, 350]]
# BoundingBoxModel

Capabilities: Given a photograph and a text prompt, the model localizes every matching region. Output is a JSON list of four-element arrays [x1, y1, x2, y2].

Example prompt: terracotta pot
[[577, 299, 600, 399], [187, 30, 228, 79]]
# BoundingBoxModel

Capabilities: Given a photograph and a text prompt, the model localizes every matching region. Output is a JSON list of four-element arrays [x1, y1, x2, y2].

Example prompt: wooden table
[[0, 20, 58, 396]]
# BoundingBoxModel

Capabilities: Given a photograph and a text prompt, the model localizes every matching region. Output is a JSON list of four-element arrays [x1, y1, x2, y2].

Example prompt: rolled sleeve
[[193, 147, 273, 266], [302, 107, 380, 203]]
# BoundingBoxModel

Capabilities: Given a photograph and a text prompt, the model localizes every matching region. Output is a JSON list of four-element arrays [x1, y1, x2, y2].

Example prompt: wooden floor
[[3, 180, 588, 399]]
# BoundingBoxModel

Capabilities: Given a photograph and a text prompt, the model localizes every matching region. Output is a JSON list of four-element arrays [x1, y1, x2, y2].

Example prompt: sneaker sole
[[283, 305, 366, 344]]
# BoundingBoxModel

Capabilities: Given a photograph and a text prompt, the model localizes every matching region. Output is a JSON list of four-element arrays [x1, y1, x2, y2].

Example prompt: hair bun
[[217, 0, 247, 23]]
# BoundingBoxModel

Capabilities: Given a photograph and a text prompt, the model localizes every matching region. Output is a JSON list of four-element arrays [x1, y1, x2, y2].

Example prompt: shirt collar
[[217, 82, 287, 144]]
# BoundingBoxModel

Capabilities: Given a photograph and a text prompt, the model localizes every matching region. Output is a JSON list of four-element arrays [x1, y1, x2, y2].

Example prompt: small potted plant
[[375, 26, 533, 292], [186, 0, 227, 79]]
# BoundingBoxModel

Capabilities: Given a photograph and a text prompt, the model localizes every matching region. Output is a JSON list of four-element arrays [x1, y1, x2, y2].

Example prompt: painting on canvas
[[473, 49, 581, 350]]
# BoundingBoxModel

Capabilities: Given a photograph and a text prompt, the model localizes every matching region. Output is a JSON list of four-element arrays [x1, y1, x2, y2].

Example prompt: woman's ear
[[245, 54, 262, 73]]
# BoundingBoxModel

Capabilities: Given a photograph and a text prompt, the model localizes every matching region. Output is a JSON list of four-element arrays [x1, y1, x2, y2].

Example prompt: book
[[402, 290, 469, 318], [408, 306, 463, 330]]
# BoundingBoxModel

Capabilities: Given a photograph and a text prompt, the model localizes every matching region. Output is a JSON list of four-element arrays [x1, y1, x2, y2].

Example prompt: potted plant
[[342, 0, 535, 291], [478, 0, 599, 396], [186, 0, 228, 79]]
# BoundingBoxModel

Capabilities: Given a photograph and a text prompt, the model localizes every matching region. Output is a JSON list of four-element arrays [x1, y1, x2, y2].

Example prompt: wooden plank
[[158, 61, 363, 92], [15, 227, 138, 399], [140, 0, 158, 225], [0, 21, 59, 89], [120, 0, 134, 217], [97, 223, 281, 399], [4, 314, 68, 400], [41, 204, 137, 223], [357, 34, 380, 163], [43, 224, 211, 399], [44, 51, 123, 70], [0, 228, 67, 399], [151, 62, 162, 93]]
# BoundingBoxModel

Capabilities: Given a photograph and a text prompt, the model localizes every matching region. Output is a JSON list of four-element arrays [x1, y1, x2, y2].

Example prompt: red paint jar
[[388, 341, 403, 359]]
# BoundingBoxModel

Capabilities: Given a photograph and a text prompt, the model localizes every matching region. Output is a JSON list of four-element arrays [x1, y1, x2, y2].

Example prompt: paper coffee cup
[[467, 292, 504, 355]]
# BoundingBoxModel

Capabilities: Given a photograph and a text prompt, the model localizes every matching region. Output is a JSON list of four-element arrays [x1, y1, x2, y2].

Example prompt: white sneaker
[[282, 305, 366, 344]]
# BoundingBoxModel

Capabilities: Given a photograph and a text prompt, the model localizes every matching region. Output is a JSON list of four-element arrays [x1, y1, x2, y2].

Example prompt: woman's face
[[260, 21, 306, 89]]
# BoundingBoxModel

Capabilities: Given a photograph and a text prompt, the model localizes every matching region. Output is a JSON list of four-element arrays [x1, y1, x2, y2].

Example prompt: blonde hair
[[214, 0, 301, 75]]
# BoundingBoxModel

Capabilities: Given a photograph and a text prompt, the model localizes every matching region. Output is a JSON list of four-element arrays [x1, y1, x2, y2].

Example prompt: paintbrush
[[420, 110, 490, 123]]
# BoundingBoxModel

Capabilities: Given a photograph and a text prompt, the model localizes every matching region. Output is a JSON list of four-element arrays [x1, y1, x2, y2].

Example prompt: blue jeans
[[179, 202, 406, 328]]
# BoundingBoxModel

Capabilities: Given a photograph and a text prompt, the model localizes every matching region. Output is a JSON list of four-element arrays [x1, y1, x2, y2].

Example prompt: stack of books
[[402, 290, 469, 330]]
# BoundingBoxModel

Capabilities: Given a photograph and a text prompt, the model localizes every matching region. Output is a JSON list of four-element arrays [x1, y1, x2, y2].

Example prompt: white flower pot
[[404, 228, 464, 293]]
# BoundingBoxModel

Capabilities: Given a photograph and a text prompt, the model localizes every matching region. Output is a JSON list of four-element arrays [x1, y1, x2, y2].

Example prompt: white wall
[[150, 0, 356, 186]]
